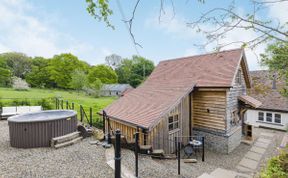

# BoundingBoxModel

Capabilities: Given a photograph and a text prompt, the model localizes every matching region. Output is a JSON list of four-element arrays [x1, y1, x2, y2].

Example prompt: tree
[[0, 59, 11, 87], [261, 41, 288, 96], [86, 0, 288, 50], [88, 64, 118, 84], [26, 57, 52, 88], [105, 54, 122, 69], [115, 55, 154, 87], [48, 53, 90, 89], [70, 69, 88, 92], [0, 68, 11, 87], [0, 52, 31, 78]]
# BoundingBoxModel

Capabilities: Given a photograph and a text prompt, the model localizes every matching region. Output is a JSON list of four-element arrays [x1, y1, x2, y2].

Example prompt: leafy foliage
[[88, 64, 117, 84], [70, 69, 88, 91], [48, 53, 89, 89], [26, 57, 52, 88], [0, 52, 31, 78], [261, 41, 288, 96], [86, 0, 113, 28], [116, 55, 155, 87], [261, 147, 288, 178]]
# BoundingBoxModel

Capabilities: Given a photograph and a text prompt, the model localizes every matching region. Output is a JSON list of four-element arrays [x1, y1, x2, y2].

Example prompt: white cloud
[[267, 1, 288, 25], [145, 7, 201, 40], [0, 0, 110, 64]]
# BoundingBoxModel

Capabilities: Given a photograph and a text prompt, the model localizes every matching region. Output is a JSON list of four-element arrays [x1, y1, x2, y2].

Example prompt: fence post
[[107, 117, 111, 144], [61, 100, 64, 109], [115, 129, 121, 178], [80, 105, 83, 122], [202, 137, 205, 162], [66, 101, 68, 110], [55, 98, 58, 109], [103, 111, 106, 140], [89, 107, 93, 127], [135, 132, 139, 177], [178, 142, 181, 175], [175, 137, 177, 157]]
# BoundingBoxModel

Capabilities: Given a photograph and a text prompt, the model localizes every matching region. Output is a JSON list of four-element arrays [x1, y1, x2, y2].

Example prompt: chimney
[[272, 73, 277, 90]]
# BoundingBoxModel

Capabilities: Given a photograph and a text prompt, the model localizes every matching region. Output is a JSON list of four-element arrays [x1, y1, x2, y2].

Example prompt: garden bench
[[0, 106, 42, 120]]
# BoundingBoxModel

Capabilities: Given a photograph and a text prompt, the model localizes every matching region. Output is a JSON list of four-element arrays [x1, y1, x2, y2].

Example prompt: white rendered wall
[[245, 109, 288, 131]]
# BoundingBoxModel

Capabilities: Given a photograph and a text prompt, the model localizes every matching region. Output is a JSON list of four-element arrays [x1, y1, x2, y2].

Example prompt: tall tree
[[48, 53, 90, 89], [115, 55, 154, 87], [88, 64, 118, 84], [0, 59, 11, 87], [105, 54, 122, 69], [0, 52, 31, 78], [26, 57, 52, 88], [261, 41, 288, 96], [70, 69, 88, 92]]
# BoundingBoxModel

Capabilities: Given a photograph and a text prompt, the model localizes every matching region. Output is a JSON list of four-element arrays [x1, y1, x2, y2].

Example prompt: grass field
[[0, 87, 117, 127]]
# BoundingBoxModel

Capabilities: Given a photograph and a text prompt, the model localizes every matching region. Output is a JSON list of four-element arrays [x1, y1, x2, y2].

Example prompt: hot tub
[[8, 110, 77, 148]]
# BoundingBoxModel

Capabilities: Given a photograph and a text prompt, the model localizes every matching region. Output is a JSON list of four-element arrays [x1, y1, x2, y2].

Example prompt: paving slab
[[236, 165, 254, 174], [260, 132, 275, 138], [250, 146, 266, 154], [256, 138, 271, 144], [198, 173, 214, 178], [210, 168, 237, 178], [239, 158, 258, 170], [245, 151, 262, 161], [254, 141, 270, 149]]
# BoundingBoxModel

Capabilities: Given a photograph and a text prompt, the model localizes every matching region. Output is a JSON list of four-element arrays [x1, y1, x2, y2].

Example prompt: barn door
[[168, 129, 181, 153]]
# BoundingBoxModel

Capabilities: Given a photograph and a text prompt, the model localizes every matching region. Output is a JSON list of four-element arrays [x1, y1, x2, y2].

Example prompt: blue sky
[[0, 0, 287, 70]]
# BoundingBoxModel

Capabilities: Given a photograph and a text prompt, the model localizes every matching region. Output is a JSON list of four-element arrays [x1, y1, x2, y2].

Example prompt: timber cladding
[[193, 90, 226, 131]]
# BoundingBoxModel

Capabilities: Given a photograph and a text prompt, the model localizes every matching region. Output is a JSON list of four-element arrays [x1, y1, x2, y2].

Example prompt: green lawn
[[0, 87, 117, 127]]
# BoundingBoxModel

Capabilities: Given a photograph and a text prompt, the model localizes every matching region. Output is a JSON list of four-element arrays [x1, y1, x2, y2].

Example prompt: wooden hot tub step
[[54, 137, 83, 149], [51, 131, 81, 145]]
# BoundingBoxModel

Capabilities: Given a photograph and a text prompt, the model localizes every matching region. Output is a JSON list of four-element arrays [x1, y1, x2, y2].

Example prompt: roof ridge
[[160, 48, 243, 63]]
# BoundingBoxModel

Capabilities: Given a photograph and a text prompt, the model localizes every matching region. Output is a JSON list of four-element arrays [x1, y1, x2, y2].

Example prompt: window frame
[[266, 112, 273, 122], [274, 113, 281, 124], [168, 114, 179, 131], [258, 112, 264, 121]]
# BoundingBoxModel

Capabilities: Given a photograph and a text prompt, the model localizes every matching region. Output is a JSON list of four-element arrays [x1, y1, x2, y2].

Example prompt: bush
[[261, 147, 288, 178], [12, 77, 30, 91]]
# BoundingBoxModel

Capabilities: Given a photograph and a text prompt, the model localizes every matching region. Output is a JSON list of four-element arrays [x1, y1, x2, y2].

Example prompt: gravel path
[[121, 127, 285, 178], [121, 142, 252, 178], [0, 121, 114, 178]]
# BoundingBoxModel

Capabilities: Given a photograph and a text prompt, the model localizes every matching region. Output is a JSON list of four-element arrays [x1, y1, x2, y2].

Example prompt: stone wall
[[193, 126, 242, 154]]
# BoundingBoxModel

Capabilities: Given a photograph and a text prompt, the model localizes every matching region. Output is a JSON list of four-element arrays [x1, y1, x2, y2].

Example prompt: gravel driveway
[[0, 121, 113, 178]]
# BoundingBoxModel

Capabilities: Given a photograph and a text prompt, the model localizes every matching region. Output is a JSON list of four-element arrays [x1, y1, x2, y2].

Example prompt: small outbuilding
[[102, 49, 262, 154], [100, 84, 133, 96], [245, 70, 288, 131]]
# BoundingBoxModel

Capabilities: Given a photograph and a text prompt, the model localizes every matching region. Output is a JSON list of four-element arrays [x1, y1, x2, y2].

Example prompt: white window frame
[[258, 112, 264, 121], [266, 112, 273, 122], [274, 113, 282, 124]]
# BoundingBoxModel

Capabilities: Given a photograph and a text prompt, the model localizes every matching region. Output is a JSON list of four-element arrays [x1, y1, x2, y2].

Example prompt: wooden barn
[[102, 48, 261, 154]]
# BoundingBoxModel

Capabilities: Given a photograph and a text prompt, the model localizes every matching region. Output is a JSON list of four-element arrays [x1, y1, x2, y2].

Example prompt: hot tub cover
[[8, 110, 77, 123]]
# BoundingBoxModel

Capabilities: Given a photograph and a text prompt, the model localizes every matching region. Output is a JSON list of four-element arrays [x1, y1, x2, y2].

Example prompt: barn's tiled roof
[[104, 48, 246, 129], [249, 70, 288, 112]]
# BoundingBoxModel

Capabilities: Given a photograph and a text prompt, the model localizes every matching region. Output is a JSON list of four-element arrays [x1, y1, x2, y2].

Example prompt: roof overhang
[[238, 95, 262, 108]]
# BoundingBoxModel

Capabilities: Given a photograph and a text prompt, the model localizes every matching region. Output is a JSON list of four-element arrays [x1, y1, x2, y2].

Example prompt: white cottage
[[245, 70, 288, 131]]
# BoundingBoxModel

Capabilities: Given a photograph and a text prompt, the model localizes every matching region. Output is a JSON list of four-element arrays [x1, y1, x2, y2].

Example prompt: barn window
[[236, 70, 242, 85], [266, 113, 272, 122], [274, 114, 281, 124], [258, 112, 264, 121], [168, 114, 179, 131]]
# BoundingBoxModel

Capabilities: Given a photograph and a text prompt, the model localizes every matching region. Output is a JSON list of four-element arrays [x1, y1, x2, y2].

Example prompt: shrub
[[261, 147, 288, 178], [12, 77, 30, 91]]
